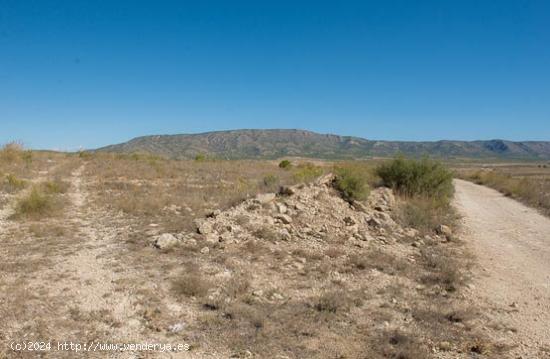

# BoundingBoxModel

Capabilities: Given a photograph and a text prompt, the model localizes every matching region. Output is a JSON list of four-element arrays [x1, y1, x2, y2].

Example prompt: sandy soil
[[454, 179, 550, 358]]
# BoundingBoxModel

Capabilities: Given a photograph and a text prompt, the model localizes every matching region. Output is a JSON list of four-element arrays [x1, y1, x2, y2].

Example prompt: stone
[[436, 224, 453, 240], [276, 203, 288, 214], [205, 234, 220, 243], [200, 246, 210, 254], [168, 322, 186, 333], [279, 186, 295, 196], [275, 214, 293, 224], [343, 216, 356, 226], [153, 233, 179, 249], [197, 220, 214, 235], [368, 217, 382, 227], [255, 193, 276, 204]]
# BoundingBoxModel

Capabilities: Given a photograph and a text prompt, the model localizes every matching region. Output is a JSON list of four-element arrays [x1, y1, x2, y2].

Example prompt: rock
[[351, 201, 368, 212], [206, 209, 221, 218], [438, 341, 452, 351], [205, 234, 220, 243], [197, 220, 214, 235], [153, 233, 179, 249], [200, 246, 210, 254], [315, 173, 335, 186], [436, 224, 453, 240], [404, 228, 419, 238], [368, 217, 382, 227], [343, 216, 356, 226], [374, 211, 392, 223], [276, 203, 288, 214], [255, 193, 276, 204], [168, 322, 186, 333], [275, 214, 292, 224], [279, 186, 295, 196]]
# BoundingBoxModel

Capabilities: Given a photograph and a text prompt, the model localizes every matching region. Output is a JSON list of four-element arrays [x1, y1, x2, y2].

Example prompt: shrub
[[399, 197, 457, 233], [278, 160, 291, 169], [376, 156, 453, 201], [42, 179, 70, 194], [262, 174, 279, 188], [293, 163, 323, 183], [0, 142, 24, 162], [171, 274, 211, 298], [14, 187, 54, 218], [195, 153, 207, 162], [334, 166, 371, 202], [4, 174, 26, 192]]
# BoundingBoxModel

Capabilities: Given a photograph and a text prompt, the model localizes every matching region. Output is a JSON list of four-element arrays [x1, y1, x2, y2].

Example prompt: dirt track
[[453, 179, 550, 357]]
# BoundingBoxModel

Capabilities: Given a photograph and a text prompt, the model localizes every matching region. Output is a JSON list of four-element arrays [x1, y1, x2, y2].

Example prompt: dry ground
[[0, 151, 521, 358], [454, 179, 550, 358]]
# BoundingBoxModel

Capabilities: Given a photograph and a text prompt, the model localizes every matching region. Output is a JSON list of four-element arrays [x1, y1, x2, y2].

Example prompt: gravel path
[[454, 179, 550, 358]]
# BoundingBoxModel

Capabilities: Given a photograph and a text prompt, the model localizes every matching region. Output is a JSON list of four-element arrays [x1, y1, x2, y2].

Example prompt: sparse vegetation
[[3, 174, 26, 192], [461, 169, 550, 216], [292, 162, 324, 182]]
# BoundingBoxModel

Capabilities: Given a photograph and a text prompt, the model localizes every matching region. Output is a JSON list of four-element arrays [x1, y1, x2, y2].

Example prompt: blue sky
[[1, 0, 549, 150]]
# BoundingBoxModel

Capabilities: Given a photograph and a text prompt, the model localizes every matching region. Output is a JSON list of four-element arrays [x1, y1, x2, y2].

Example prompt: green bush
[[334, 166, 370, 202], [194, 153, 207, 162], [376, 156, 453, 201], [278, 160, 291, 169]]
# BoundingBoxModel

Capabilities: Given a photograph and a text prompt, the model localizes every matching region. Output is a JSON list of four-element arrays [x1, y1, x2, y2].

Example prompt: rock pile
[[192, 174, 400, 248]]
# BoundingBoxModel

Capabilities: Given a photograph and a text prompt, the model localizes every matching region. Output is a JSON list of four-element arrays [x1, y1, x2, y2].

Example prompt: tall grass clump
[[376, 156, 454, 201], [4, 174, 27, 193], [14, 187, 55, 218]]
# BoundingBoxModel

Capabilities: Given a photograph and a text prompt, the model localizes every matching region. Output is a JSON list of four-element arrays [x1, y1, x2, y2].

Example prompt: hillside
[[97, 129, 550, 160]]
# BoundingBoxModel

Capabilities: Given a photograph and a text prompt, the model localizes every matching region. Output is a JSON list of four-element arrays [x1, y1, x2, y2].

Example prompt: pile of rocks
[[191, 174, 399, 248], [151, 173, 453, 250]]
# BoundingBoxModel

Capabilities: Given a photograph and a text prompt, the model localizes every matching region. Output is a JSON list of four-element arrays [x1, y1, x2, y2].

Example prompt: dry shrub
[[3, 174, 26, 193], [14, 187, 59, 219], [171, 273, 212, 298]]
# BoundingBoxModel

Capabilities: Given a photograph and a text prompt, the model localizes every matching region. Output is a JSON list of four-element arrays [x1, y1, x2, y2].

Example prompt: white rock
[[255, 193, 276, 204], [200, 246, 210, 254], [153, 233, 179, 249], [275, 214, 292, 224]]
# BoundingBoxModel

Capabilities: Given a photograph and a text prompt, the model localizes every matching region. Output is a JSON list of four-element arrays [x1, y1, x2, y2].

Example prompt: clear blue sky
[[1, 0, 549, 150]]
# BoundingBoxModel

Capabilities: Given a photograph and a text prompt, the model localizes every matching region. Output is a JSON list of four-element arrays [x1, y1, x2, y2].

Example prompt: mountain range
[[97, 129, 550, 160]]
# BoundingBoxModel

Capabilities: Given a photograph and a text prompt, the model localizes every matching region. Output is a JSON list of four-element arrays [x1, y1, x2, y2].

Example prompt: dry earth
[[454, 179, 550, 358], [3, 153, 547, 358]]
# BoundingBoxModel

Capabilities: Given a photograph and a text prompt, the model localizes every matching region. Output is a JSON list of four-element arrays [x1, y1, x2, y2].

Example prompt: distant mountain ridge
[[96, 129, 550, 160]]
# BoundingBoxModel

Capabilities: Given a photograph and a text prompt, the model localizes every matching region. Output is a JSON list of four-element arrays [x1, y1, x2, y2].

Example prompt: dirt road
[[453, 179, 550, 357]]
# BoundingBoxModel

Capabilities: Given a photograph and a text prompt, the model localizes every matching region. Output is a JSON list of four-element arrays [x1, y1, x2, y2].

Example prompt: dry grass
[[0, 152, 501, 358], [458, 166, 550, 216]]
